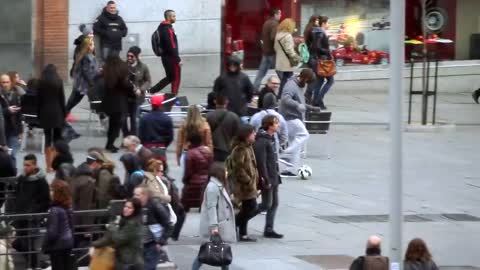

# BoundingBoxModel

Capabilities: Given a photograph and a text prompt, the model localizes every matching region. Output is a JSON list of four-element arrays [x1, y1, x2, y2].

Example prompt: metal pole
[[389, 0, 404, 269], [421, 0, 428, 125], [220, 0, 226, 74]]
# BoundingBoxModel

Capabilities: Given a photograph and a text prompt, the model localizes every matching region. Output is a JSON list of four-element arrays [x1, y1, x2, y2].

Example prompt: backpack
[[298, 42, 310, 63], [151, 29, 164, 57]]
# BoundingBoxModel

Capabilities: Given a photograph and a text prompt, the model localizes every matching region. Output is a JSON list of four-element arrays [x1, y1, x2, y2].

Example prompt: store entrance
[[224, 0, 296, 69]]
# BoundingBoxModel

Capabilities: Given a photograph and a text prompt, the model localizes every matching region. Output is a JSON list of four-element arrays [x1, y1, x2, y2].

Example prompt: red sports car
[[333, 46, 390, 66]]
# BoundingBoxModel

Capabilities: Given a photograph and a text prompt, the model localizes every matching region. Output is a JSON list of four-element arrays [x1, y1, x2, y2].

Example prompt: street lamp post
[[389, 0, 405, 269]]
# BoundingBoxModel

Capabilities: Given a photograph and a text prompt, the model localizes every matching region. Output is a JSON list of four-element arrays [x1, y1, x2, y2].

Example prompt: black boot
[[472, 89, 480, 104]]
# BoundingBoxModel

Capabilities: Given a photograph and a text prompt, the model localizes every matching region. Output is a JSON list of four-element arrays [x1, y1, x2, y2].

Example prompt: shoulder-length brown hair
[[303, 15, 319, 40], [75, 37, 94, 65], [209, 162, 227, 186], [405, 238, 432, 262], [183, 105, 206, 140], [51, 179, 72, 208]]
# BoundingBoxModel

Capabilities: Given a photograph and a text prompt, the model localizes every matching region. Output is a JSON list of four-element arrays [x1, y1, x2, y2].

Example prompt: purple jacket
[[43, 206, 74, 253]]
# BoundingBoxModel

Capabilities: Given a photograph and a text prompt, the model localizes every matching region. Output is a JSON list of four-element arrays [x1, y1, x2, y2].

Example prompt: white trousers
[[281, 119, 309, 173]]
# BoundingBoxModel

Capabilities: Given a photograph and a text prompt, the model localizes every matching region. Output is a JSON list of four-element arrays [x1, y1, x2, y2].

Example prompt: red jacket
[[183, 145, 213, 185]]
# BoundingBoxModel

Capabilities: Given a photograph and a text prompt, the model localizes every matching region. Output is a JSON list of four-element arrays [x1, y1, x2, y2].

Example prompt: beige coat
[[274, 31, 302, 72]]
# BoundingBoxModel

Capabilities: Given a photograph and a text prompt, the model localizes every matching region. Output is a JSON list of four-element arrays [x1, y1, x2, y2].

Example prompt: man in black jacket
[[206, 95, 240, 162], [1, 74, 24, 165], [93, 1, 128, 60], [134, 185, 174, 270], [150, 10, 181, 96], [11, 154, 50, 269], [139, 95, 174, 160], [253, 115, 283, 238], [213, 56, 255, 119]]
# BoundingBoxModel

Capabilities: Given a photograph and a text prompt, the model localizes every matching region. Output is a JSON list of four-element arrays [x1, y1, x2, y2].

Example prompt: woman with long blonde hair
[[176, 105, 213, 166], [274, 18, 302, 96], [66, 37, 99, 117]]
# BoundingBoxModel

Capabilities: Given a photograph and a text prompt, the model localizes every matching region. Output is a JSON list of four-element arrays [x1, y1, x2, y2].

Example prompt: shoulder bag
[[198, 234, 233, 267]]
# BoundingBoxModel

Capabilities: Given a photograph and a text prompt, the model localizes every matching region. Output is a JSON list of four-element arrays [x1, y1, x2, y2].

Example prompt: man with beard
[[93, 1, 128, 60], [213, 56, 255, 122], [123, 46, 152, 136], [278, 69, 320, 177], [150, 10, 182, 96]]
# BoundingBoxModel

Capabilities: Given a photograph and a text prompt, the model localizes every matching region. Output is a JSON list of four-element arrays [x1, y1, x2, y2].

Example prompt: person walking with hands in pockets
[[193, 162, 236, 270]]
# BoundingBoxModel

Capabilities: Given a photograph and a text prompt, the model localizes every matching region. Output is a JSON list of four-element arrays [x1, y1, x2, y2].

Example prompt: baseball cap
[[151, 95, 165, 108]]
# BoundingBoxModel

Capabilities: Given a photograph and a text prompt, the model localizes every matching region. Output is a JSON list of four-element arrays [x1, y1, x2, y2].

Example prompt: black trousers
[[121, 102, 139, 137], [106, 113, 124, 148], [66, 90, 84, 114], [49, 249, 73, 270], [171, 203, 186, 240], [235, 198, 258, 236], [44, 127, 63, 148], [150, 56, 181, 95]]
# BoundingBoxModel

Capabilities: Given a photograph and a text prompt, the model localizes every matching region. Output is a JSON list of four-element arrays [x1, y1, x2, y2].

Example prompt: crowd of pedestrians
[[0, 2, 451, 270]]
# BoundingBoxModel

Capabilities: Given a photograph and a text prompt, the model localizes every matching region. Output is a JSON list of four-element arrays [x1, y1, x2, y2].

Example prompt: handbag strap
[[277, 36, 293, 61]]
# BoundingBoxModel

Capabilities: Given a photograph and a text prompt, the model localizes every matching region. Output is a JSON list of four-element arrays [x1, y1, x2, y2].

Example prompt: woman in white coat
[[274, 18, 303, 96], [192, 162, 236, 270]]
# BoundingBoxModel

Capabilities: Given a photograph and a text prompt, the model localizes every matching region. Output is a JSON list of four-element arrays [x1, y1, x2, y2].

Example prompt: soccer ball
[[297, 165, 312, 180]]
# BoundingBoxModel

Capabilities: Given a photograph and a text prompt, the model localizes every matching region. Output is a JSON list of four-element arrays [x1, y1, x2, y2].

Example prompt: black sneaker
[[280, 171, 296, 177], [239, 235, 257, 242], [473, 89, 480, 104], [105, 145, 119, 153], [264, 231, 284, 239]]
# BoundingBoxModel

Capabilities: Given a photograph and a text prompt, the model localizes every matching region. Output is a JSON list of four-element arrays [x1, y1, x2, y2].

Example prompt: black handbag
[[197, 234, 233, 267]]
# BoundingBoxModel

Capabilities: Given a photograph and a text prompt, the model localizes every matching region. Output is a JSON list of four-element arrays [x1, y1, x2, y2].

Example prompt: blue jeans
[[253, 55, 276, 90], [7, 136, 20, 166], [192, 257, 229, 270], [313, 76, 334, 107], [277, 71, 293, 98], [144, 242, 160, 270]]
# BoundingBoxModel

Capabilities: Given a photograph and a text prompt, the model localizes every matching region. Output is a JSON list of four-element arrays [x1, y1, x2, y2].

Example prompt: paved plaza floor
[[16, 87, 480, 269]]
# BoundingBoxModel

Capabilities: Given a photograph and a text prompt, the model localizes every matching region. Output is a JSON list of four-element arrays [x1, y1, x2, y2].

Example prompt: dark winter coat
[[69, 163, 96, 227], [230, 141, 258, 201], [206, 108, 240, 161], [139, 110, 174, 147], [213, 71, 255, 116], [0, 149, 16, 209], [404, 260, 439, 270], [261, 17, 279, 56], [12, 169, 50, 214], [0, 86, 24, 137], [0, 103, 6, 145], [309, 27, 331, 60], [43, 205, 74, 253], [120, 153, 142, 198], [73, 54, 99, 95], [253, 129, 281, 188], [156, 21, 180, 62], [143, 197, 173, 245], [95, 164, 118, 209], [182, 145, 213, 209], [93, 8, 128, 50], [37, 79, 66, 129], [102, 70, 135, 116], [92, 216, 144, 270], [52, 152, 74, 171]]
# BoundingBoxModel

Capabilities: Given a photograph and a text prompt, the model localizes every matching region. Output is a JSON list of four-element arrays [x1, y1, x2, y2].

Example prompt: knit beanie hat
[[128, 46, 141, 58], [79, 24, 93, 35]]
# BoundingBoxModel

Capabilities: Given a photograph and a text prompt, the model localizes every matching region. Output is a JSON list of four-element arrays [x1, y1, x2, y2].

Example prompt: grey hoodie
[[279, 77, 315, 121]]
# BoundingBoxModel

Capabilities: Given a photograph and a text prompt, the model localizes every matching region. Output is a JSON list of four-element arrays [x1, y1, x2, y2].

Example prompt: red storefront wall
[[224, 0, 457, 68]]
